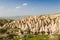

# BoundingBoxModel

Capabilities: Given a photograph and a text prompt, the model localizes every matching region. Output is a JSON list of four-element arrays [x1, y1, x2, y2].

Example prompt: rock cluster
[[3, 14, 60, 35]]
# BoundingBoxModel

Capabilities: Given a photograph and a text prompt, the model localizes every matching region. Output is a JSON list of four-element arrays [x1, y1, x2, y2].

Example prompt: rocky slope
[[1, 13, 60, 39], [3, 14, 60, 33]]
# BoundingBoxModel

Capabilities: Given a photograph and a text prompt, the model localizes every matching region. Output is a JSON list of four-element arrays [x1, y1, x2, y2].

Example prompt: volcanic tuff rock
[[2, 14, 60, 37]]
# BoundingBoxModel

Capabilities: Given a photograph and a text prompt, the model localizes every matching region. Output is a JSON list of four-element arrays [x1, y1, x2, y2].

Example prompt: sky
[[0, 0, 60, 17]]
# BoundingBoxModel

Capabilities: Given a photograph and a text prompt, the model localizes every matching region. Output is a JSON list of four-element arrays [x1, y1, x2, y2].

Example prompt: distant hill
[[0, 16, 24, 19], [0, 15, 31, 19]]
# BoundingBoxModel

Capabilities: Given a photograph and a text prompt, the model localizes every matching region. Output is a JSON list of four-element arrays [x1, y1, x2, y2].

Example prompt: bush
[[25, 34, 49, 40]]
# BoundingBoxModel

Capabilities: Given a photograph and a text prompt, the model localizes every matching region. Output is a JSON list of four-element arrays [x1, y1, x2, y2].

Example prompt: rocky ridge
[[0, 14, 60, 38], [3, 14, 60, 35]]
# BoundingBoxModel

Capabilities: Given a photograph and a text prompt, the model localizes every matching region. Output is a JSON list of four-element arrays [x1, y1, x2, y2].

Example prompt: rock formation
[[2, 14, 60, 36]]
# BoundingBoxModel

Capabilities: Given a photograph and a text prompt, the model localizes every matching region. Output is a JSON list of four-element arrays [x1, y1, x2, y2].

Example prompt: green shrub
[[24, 34, 49, 40]]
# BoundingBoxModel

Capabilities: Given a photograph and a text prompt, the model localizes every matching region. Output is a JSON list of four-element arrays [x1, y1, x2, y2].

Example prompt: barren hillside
[[3, 14, 60, 35]]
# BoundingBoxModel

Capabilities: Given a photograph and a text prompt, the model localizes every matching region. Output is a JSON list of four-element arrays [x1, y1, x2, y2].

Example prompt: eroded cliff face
[[2, 14, 60, 37]]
